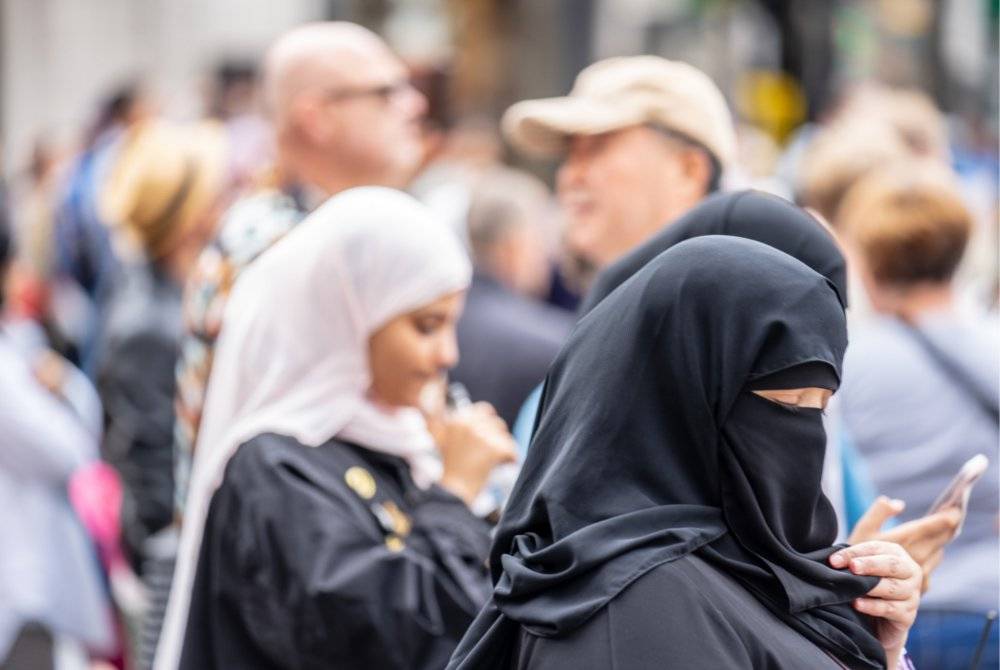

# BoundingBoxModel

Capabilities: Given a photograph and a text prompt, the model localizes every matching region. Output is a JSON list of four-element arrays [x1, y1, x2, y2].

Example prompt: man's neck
[[656, 195, 704, 233], [882, 283, 955, 321], [287, 180, 331, 212], [278, 146, 406, 203]]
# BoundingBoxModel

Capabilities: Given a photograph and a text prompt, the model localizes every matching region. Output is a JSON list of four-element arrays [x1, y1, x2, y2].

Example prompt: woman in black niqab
[[448, 236, 888, 669]]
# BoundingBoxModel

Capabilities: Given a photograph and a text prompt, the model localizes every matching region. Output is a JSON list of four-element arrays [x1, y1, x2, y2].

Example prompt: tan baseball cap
[[502, 56, 737, 168]]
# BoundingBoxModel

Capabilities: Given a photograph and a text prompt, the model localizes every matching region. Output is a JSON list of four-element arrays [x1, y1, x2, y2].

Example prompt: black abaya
[[178, 433, 492, 670], [510, 553, 844, 669], [448, 237, 885, 670]]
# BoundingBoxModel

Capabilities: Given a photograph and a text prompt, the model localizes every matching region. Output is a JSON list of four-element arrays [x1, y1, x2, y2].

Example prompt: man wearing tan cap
[[504, 55, 737, 447], [503, 55, 737, 285]]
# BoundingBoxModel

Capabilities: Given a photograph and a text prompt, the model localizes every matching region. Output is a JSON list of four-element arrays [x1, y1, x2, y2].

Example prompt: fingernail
[[830, 553, 845, 567], [890, 498, 905, 510]]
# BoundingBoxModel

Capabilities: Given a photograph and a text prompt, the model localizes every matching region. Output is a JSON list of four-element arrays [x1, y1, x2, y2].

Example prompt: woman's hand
[[430, 402, 517, 507], [830, 541, 922, 669], [33, 349, 69, 396], [848, 495, 961, 592]]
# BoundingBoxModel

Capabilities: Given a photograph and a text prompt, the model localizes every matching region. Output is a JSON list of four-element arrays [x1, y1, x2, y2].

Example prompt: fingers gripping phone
[[926, 454, 990, 537]]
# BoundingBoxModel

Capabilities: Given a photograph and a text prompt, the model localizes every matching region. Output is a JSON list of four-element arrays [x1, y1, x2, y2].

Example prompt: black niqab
[[448, 237, 884, 669], [579, 190, 848, 315]]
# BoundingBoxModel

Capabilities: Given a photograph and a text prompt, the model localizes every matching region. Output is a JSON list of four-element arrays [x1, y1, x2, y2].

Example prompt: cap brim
[[502, 96, 646, 159]]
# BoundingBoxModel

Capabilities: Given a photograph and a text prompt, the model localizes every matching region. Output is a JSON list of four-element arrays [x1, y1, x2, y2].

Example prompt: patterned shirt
[[173, 187, 309, 512]]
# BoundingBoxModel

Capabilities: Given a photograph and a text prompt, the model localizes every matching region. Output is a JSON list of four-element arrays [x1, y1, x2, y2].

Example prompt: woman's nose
[[437, 332, 460, 370]]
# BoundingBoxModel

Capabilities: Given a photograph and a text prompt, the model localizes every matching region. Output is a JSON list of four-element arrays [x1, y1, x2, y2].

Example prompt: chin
[[393, 388, 424, 410]]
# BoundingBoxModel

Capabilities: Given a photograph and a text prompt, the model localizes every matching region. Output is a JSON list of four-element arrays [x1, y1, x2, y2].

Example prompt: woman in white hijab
[[157, 187, 515, 670]]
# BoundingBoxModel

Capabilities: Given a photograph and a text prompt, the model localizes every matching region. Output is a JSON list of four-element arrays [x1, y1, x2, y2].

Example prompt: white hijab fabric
[[156, 187, 471, 669]]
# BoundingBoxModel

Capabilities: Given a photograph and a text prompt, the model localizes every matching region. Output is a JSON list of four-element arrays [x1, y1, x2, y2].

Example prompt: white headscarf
[[156, 186, 471, 669]]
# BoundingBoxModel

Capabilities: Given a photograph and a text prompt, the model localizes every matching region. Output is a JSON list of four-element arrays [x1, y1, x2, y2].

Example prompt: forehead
[[411, 290, 466, 315], [563, 125, 677, 161], [326, 43, 406, 87]]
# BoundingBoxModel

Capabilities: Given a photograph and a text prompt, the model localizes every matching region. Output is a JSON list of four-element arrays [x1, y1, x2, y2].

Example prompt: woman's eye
[[772, 399, 826, 416], [415, 318, 441, 335]]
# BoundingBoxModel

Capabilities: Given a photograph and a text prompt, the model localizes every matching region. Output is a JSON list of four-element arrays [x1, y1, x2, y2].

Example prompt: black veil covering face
[[579, 189, 848, 315], [448, 237, 885, 669]]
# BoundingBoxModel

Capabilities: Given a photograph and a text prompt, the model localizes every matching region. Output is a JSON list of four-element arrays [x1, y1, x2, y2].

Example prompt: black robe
[[448, 237, 885, 670], [508, 554, 843, 669], [179, 432, 492, 669]]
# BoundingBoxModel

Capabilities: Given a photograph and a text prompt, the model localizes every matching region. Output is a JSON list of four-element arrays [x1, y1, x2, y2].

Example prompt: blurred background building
[[2, 0, 996, 171], [8, 0, 993, 303]]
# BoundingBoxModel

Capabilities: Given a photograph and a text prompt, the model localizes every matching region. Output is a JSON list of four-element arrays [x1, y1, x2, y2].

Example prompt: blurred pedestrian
[[12, 139, 63, 283], [451, 167, 573, 426], [834, 84, 950, 162], [0, 198, 115, 669], [503, 56, 735, 289], [158, 188, 515, 670], [502, 54, 735, 448], [173, 21, 428, 516], [838, 162, 999, 669], [50, 83, 153, 373], [410, 115, 504, 244], [96, 119, 231, 668], [203, 60, 273, 192], [797, 119, 911, 227]]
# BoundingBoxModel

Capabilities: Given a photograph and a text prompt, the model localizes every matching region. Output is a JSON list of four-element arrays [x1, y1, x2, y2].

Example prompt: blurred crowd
[[0, 15, 997, 670]]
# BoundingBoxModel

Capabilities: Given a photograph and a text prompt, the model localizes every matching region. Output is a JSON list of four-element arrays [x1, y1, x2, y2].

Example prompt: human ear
[[294, 95, 334, 144]]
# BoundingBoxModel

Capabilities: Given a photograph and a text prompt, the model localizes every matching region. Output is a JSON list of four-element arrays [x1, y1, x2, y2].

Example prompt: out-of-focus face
[[753, 387, 833, 411], [298, 44, 427, 188], [556, 125, 702, 273], [368, 291, 465, 408], [502, 222, 552, 298], [332, 48, 426, 184]]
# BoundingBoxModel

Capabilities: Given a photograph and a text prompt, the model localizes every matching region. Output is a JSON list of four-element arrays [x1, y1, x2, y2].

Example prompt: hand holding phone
[[848, 454, 989, 594], [927, 454, 989, 530]]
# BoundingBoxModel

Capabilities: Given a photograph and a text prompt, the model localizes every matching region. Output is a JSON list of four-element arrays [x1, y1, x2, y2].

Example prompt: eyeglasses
[[321, 79, 416, 105]]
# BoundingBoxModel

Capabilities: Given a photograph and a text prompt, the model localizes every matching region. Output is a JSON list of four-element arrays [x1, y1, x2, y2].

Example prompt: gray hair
[[466, 166, 552, 263]]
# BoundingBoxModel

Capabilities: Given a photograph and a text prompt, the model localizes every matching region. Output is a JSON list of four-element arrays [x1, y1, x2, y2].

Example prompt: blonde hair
[[837, 84, 949, 159], [839, 162, 972, 287], [102, 121, 229, 260], [798, 119, 910, 225]]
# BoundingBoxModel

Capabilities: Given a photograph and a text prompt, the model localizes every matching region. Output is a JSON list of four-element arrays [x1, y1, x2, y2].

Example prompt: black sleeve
[[98, 331, 178, 559], [410, 486, 494, 606], [202, 463, 492, 670]]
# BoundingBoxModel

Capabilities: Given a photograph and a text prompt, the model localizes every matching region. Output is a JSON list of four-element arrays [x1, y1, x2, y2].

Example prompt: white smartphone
[[926, 453, 989, 537]]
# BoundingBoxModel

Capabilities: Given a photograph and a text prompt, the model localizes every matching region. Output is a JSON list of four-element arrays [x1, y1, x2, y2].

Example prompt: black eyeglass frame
[[320, 79, 415, 104]]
